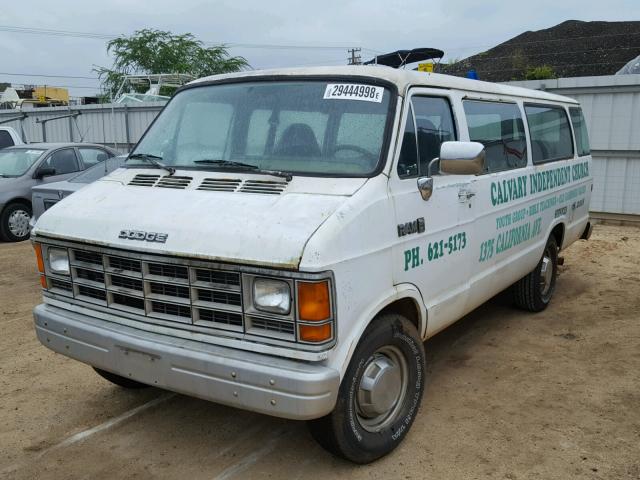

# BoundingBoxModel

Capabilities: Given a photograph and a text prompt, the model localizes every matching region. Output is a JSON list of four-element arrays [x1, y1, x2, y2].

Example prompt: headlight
[[48, 248, 70, 275], [253, 278, 291, 314]]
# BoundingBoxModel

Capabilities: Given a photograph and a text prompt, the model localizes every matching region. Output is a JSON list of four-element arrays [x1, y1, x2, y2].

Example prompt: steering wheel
[[332, 144, 377, 166]]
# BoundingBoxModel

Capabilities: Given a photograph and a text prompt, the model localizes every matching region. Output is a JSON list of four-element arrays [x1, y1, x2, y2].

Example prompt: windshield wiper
[[127, 153, 175, 175], [193, 159, 293, 181]]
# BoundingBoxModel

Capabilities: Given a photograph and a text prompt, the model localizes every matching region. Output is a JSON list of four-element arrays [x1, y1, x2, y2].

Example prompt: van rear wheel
[[513, 236, 558, 312], [307, 314, 425, 464]]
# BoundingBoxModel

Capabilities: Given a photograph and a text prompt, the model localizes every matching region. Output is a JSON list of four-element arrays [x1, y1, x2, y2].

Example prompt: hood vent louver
[[128, 174, 161, 187], [129, 174, 288, 194], [238, 180, 288, 195], [155, 176, 192, 189], [197, 178, 242, 192]]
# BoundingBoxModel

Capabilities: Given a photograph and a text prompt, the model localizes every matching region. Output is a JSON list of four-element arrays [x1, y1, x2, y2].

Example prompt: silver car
[[0, 143, 120, 242], [31, 155, 127, 226]]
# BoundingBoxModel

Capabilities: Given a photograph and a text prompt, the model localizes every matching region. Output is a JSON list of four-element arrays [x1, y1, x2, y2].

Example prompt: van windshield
[[0, 148, 45, 177], [130, 80, 393, 176]]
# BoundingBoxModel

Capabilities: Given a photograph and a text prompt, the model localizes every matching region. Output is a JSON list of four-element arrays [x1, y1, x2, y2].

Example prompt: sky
[[1, 0, 639, 97]]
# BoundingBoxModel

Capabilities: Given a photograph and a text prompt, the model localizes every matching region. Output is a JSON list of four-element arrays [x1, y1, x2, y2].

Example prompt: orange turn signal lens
[[297, 281, 330, 321], [299, 323, 332, 343], [33, 243, 45, 273], [39, 275, 47, 289]]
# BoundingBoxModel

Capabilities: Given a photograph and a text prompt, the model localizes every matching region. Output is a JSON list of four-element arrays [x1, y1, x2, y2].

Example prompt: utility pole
[[347, 48, 362, 65]]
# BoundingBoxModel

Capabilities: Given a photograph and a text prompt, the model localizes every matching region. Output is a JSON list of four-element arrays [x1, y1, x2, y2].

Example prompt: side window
[[525, 104, 574, 163], [77, 148, 112, 168], [0, 130, 14, 149], [397, 97, 456, 178], [413, 96, 456, 175], [397, 104, 418, 177], [569, 107, 591, 157], [42, 148, 80, 175], [463, 100, 527, 173]]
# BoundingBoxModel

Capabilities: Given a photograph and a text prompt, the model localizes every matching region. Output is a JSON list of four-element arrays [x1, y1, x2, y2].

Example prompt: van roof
[[190, 65, 578, 104]]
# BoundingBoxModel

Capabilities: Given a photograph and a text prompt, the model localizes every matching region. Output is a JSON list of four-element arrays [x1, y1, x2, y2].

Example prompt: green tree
[[96, 29, 248, 98], [525, 65, 556, 80]]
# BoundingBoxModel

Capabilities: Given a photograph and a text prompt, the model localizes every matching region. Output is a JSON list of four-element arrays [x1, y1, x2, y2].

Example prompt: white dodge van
[[32, 66, 592, 463]]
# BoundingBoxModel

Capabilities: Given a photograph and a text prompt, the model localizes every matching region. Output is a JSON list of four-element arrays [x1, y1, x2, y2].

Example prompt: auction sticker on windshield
[[324, 84, 384, 102]]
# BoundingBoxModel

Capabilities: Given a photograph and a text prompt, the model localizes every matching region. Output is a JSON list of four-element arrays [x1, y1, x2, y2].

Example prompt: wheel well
[[3, 198, 32, 212], [551, 223, 565, 250], [378, 297, 421, 334]]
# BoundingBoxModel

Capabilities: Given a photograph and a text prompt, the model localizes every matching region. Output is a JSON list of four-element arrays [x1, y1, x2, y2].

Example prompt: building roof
[[189, 65, 578, 104], [444, 20, 640, 82]]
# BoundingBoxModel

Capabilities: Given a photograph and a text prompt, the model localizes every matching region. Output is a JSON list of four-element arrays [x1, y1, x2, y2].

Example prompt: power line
[[0, 25, 367, 52], [0, 71, 98, 80]]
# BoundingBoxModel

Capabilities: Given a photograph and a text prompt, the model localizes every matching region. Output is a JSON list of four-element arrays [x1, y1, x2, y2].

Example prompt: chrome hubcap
[[356, 346, 407, 432], [8, 209, 30, 238], [540, 255, 553, 296]]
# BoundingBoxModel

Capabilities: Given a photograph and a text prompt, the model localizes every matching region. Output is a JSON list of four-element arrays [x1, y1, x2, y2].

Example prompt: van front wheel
[[93, 367, 150, 389], [307, 314, 425, 464], [513, 236, 558, 312]]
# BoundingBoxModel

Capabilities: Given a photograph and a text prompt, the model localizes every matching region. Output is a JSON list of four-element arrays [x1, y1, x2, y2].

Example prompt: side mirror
[[439, 141, 485, 175], [35, 167, 56, 179]]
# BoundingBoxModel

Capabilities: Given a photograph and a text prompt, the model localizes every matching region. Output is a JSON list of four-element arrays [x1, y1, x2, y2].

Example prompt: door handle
[[458, 190, 476, 201]]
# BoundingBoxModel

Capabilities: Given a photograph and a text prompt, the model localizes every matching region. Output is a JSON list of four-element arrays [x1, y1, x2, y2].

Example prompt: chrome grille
[[42, 242, 335, 349], [63, 248, 245, 332]]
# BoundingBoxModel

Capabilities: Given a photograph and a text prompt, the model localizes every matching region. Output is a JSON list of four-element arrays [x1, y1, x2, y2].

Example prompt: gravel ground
[[1, 225, 639, 479]]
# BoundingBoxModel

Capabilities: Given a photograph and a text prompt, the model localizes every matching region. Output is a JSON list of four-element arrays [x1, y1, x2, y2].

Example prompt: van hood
[[33, 170, 367, 269]]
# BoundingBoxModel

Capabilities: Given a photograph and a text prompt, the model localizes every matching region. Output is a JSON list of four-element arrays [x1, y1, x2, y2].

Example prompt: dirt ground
[[1, 225, 639, 480]]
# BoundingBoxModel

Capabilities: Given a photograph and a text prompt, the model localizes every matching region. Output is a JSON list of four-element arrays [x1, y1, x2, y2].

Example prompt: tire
[[0, 203, 32, 242], [308, 314, 425, 464], [93, 367, 150, 389], [513, 235, 558, 312]]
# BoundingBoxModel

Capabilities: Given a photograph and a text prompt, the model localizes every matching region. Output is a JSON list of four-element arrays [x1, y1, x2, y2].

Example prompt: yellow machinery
[[32, 86, 69, 106]]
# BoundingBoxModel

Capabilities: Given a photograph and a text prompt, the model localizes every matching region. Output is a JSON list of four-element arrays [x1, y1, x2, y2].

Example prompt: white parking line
[[212, 427, 288, 480], [37, 392, 176, 458], [1, 392, 176, 477]]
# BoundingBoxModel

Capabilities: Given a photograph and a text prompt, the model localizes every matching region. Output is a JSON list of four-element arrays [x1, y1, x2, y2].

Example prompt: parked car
[[31, 155, 127, 227], [0, 143, 120, 242], [31, 66, 593, 463], [0, 126, 24, 149]]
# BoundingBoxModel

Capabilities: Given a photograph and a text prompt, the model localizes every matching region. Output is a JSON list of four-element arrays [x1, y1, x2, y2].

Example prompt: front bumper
[[34, 303, 340, 420]]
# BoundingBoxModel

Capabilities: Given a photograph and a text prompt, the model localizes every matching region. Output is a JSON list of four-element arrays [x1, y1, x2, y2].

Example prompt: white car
[[31, 65, 593, 463]]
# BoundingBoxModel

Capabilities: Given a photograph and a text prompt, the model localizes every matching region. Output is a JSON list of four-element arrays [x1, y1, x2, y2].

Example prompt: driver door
[[37, 148, 82, 184], [390, 89, 476, 336]]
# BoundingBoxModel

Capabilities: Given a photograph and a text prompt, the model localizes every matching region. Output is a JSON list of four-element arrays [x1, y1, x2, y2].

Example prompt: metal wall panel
[[507, 75, 640, 216], [0, 102, 165, 153]]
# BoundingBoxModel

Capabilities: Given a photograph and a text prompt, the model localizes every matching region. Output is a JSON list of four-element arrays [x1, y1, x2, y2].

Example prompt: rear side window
[[569, 107, 590, 157], [463, 100, 527, 173], [525, 105, 574, 163], [78, 147, 112, 167], [397, 96, 456, 178], [0, 130, 14, 149]]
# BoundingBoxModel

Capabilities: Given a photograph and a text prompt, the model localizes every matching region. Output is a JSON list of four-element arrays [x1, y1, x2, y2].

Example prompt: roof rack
[[364, 48, 444, 69]]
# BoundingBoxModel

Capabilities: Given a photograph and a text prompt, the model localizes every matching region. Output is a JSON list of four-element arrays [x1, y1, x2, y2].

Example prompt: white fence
[[506, 74, 640, 220], [0, 102, 166, 153]]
